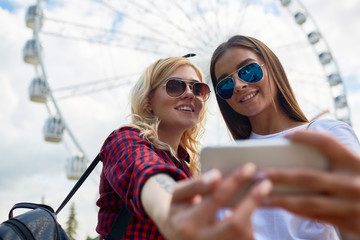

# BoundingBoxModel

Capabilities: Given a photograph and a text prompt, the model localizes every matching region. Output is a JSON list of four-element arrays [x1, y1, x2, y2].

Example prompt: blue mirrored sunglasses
[[215, 63, 264, 100]]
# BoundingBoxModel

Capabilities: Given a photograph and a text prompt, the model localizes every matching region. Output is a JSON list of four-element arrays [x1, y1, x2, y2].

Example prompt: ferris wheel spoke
[[226, 0, 252, 37], [40, 30, 177, 56], [190, 1, 222, 45], [41, 18, 194, 55], [44, 17, 170, 46], [124, 0, 210, 48], [285, 69, 325, 85], [272, 41, 311, 52], [94, 0, 200, 51], [170, 1, 216, 45], [53, 83, 128, 101], [52, 75, 135, 100]]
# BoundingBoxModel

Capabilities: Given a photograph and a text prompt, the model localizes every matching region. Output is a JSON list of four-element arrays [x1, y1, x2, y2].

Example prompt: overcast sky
[[1, 0, 360, 239]]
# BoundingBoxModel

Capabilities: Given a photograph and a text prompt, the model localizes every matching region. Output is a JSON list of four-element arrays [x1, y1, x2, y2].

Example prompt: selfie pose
[[264, 130, 360, 239], [96, 56, 272, 240], [209, 35, 360, 239]]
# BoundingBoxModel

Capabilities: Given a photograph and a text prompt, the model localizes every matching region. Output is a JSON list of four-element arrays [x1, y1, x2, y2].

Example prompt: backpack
[[0, 155, 100, 240], [0, 155, 132, 240], [0, 203, 69, 240]]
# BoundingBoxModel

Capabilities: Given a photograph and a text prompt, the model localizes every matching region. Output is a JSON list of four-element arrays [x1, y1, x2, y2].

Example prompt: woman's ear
[[147, 95, 153, 113], [148, 105, 153, 113]]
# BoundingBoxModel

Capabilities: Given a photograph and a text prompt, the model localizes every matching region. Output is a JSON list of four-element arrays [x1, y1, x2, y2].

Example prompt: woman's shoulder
[[103, 126, 143, 145], [308, 117, 351, 131], [114, 125, 141, 135], [100, 126, 151, 157], [309, 117, 360, 155]]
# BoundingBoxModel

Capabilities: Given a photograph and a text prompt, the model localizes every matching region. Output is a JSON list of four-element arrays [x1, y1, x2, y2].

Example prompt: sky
[[1, 0, 360, 239]]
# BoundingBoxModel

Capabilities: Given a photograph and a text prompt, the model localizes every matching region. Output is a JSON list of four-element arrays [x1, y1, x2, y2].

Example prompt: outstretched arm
[[142, 163, 272, 240]]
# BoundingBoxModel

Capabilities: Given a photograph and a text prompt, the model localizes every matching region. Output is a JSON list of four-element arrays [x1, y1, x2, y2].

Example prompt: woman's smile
[[175, 104, 195, 112], [239, 90, 259, 103]]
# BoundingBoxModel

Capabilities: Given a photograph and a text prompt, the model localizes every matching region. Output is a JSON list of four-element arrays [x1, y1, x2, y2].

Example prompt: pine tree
[[86, 236, 100, 240], [66, 202, 78, 240]]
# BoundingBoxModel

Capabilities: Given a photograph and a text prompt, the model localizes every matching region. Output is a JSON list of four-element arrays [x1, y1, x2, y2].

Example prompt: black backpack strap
[[55, 154, 132, 239], [105, 207, 133, 240], [55, 154, 101, 214]]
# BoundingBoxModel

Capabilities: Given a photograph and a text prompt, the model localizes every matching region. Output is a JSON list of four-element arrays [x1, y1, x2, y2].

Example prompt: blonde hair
[[128, 57, 207, 175], [210, 35, 308, 139]]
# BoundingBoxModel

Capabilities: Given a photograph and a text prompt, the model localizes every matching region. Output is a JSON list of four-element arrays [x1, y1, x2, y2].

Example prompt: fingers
[[172, 169, 221, 203], [267, 194, 344, 218], [265, 194, 360, 233], [229, 179, 272, 224], [172, 162, 257, 208], [238, 179, 273, 209], [264, 166, 360, 235], [264, 168, 360, 198], [264, 168, 331, 192], [171, 163, 271, 240], [204, 163, 257, 208], [286, 131, 360, 171], [171, 163, 263, 240], [205, 177, 272, 240]]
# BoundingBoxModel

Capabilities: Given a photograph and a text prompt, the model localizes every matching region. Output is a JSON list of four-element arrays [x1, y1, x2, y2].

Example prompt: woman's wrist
[[141, 174, 176, 237]]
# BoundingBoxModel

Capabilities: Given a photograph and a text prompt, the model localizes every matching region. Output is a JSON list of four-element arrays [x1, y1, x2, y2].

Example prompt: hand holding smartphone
[[200, 139, 330, 206]]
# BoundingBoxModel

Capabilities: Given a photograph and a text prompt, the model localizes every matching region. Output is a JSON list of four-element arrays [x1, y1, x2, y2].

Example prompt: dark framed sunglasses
[[215, 63, 264, 100], [162, 78, 210, 101]]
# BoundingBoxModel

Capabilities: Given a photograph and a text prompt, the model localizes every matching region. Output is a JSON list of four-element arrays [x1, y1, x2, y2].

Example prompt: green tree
[[65, 202, 78, 240], [86, 236, 100, 240]]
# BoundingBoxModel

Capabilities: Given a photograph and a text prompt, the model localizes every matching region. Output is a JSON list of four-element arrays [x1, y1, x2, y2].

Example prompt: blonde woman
[[96, 56, 272, 239]]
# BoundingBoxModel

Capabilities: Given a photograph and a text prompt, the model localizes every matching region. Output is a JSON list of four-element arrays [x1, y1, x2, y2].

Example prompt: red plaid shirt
[[96, 126, 192, 239]]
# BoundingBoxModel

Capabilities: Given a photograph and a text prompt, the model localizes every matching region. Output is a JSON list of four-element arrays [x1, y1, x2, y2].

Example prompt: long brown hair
[[210, 35, 308, 139]]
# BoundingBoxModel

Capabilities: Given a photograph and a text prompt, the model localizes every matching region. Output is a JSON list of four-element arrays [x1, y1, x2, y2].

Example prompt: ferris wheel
[[23, 0, 351, 180]]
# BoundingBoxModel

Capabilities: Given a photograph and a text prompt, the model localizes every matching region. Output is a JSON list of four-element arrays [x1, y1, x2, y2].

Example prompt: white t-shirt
[[250, 118, 360, 240], [250, 118, 360, 155]]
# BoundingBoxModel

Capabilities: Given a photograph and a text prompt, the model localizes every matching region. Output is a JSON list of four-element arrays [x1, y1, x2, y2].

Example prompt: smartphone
[[200, 138, 330, 206]]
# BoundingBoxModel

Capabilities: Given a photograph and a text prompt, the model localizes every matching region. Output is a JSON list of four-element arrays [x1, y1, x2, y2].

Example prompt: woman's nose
[[182, 84, 195, 98], [233, 76, 248, 92]]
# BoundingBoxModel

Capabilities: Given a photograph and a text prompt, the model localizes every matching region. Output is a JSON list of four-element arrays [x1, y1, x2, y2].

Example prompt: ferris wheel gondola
[[29, 77, 48, 103], [23, 0, 352, 180], [66, 153, 88, 180]]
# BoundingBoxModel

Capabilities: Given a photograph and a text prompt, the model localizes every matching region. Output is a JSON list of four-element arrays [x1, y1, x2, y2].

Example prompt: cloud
[[1, 1, 359, 239], [0, 1, 21, 12]]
